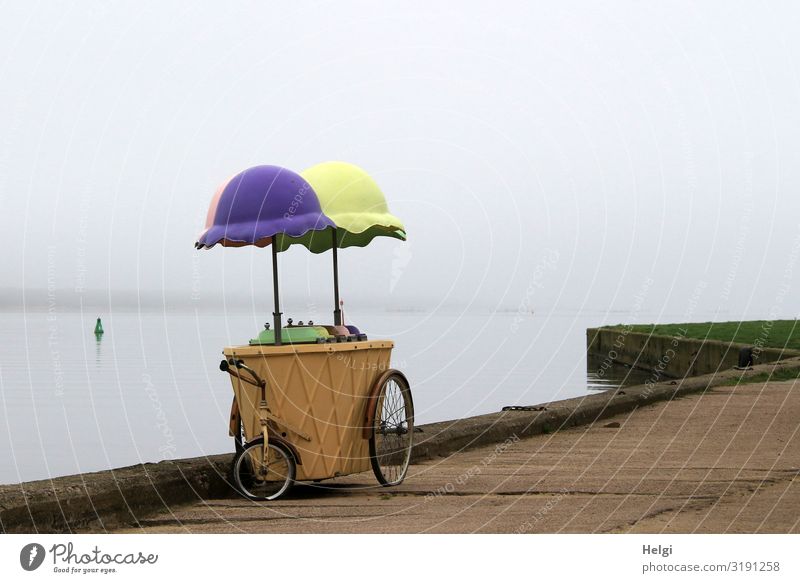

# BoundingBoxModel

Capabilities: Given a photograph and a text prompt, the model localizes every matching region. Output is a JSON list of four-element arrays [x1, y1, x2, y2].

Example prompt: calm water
[[0, 308, 652, 484]]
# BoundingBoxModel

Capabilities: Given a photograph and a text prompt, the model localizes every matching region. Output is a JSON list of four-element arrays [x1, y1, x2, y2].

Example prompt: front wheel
[[232, 438, 296, 501], [369, 372, 414, 486]]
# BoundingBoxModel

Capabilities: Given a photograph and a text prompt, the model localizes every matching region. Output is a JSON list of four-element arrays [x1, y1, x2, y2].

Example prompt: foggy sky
[[2, 0, 800, 321]]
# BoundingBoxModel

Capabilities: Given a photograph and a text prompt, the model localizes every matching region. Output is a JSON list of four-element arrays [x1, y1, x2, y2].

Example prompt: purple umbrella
[[196, 165, 334, 344], [196, 165, 333, 249]]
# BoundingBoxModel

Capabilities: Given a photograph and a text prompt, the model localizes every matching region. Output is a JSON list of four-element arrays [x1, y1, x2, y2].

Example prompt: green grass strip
[[720, 367, 800, 386], [605, 320, 800, 351]]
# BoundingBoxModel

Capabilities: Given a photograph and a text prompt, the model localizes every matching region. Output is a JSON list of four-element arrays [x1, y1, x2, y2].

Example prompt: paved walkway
[[115, 380, 800, 533]]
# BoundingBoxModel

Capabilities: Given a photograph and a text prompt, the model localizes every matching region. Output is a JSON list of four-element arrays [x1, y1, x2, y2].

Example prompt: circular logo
[[19, 543, 46, 571]]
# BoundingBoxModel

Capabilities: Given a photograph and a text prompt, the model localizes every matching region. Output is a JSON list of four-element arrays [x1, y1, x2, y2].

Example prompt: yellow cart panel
[[224, 340, 393, 481]]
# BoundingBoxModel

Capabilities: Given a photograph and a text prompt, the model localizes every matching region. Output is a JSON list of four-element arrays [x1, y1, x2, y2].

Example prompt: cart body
[[224, 340, 393, 481]]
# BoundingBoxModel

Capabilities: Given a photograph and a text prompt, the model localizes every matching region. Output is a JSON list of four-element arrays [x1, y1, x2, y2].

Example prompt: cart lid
[[195, 165, 334, 250], [275, 161, 406, 253]]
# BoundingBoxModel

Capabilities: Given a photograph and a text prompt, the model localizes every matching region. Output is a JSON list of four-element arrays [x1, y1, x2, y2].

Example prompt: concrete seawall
[[4, 356, 800, 533], [587, 327, 800, 379]]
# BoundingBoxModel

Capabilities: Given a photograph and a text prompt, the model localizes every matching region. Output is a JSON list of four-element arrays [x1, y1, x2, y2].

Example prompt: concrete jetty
[[2, 357, 799, 533]]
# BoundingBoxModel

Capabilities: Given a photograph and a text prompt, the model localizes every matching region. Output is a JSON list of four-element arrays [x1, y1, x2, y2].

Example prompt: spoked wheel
[[369, 372, 414, 486], [232, 437, 296, 501]]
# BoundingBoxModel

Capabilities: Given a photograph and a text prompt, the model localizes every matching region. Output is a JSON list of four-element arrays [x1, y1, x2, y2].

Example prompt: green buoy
[[94, 317, 104, 336]]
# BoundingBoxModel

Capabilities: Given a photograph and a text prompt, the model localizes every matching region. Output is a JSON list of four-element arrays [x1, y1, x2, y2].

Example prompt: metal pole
[[332, 227, 342, 326], [271, 242, 282, 345]]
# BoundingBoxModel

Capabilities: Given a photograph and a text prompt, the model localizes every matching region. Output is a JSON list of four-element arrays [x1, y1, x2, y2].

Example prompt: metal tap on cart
[[196, 162, 413, 500]]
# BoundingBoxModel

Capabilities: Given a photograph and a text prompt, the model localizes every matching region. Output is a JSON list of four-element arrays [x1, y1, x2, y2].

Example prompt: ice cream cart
[[196, 163, 413, 500]]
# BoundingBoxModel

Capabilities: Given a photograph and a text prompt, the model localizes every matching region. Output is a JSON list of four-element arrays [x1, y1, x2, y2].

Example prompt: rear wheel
[[232, 438, 295, 500], [369, 373, 414, 486]]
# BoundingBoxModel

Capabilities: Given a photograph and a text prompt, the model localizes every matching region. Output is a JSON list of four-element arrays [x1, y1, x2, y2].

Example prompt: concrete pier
[[3, 357, 799, 533]]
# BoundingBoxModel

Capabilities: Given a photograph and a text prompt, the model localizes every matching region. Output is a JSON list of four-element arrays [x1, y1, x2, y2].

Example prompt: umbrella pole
[[332, 228, 342, 326], [271, 241, 282, 345]]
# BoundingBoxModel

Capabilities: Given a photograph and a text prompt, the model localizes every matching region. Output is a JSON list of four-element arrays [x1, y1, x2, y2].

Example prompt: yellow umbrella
[[275, 161, 405, 253], [277, 161, 406, 325]]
